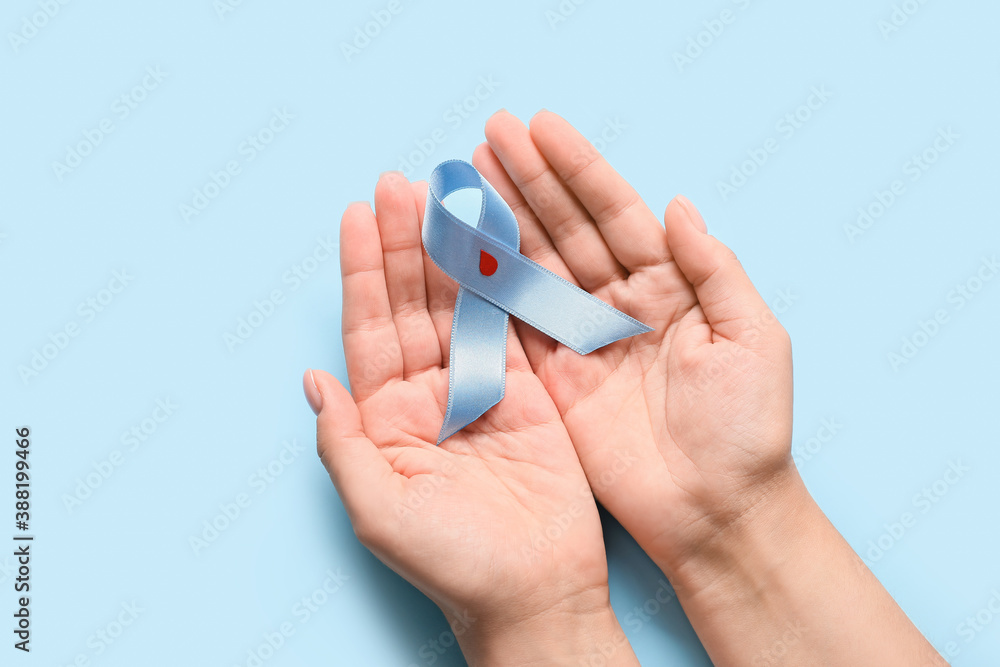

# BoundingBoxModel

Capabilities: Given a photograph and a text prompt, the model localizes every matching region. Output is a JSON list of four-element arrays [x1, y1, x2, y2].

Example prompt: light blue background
[[2, 0, 998, 664]]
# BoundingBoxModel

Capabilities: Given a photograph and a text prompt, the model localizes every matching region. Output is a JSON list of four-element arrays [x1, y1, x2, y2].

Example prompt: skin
[[308, 110, 945, 665], [305, 172, 639, 666], [473, 109, 945, 666]]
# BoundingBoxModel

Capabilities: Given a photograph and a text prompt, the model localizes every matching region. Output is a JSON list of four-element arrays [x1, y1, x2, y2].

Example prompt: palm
[[315, 172, 607, 621], [353, 356, 607, 611], [475, 111, 793, 571], [533, 286, 790, 555]]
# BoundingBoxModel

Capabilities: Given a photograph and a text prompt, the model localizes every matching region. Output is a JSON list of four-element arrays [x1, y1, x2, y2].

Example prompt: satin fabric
[[422, 160, 652, 443]]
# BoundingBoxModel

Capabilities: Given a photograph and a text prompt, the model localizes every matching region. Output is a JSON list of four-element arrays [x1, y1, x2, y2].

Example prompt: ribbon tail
[[437, 287, 508, 444]]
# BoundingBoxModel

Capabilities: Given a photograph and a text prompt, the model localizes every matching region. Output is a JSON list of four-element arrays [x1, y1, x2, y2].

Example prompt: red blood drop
[[479, 250, 498, 276]]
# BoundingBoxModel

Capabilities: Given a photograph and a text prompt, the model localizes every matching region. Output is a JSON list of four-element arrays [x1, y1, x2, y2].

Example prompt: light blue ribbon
[[422, 160, 652, 443]]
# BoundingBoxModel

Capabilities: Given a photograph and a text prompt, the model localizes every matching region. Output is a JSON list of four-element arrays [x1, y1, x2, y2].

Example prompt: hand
[[475, 110, 794, 576], [306, 172, 638, 666], [475, 110, 942, 666]]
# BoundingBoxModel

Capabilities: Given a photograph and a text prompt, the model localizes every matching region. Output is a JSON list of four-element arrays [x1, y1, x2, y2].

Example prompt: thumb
[[305, 369, 398, 522], [664, 196, 780, 347]]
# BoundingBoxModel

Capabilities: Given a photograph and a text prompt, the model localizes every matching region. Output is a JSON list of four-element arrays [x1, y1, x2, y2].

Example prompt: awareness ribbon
[[422, 160, 652, 444]]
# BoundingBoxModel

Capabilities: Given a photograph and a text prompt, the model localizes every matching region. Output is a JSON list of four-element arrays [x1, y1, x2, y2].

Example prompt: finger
[[529, 110, 671, 272], [471, 142, 561, 362], [374, 172, 442, 378], [340, 200, 403, 400], [412, 179, 461, 365], [664, 196, 777, 346], [484, 110, 626, 292], [312, 370, 401, 530], [471, 142, 575, 282]]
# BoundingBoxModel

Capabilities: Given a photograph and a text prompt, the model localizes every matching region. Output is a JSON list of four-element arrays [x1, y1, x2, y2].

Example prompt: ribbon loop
[[422, 160, 652, 443]]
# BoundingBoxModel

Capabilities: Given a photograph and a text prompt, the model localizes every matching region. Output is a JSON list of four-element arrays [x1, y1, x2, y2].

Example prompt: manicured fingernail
[[676, 195, 707, 234], [379, 170, 403, 181], [490, 108, 508, 118], [303, 369, 323, 415]]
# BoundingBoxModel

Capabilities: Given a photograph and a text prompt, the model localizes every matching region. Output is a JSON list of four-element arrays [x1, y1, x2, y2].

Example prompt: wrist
[[649, 456, 808, 582], [664, 462, 821, 610], [655, 462, 944, 665], [451, 591, 639, 667], [658, 467, 823, 665]]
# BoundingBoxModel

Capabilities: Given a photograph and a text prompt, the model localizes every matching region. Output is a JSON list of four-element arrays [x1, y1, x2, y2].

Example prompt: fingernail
[[379, 170, 403, 181], [676, 195, 707, 234], [490, 108, 508, 119], [303, 369, 323, 415]]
